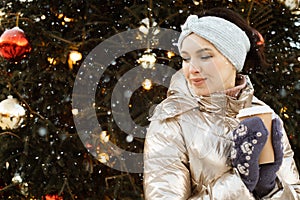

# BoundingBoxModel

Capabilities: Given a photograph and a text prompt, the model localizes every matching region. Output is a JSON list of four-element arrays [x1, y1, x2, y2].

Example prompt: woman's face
[[181, 33, 237, 96]]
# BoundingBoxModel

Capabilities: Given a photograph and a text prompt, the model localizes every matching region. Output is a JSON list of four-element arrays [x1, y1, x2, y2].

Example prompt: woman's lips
[[190, 78, 207, 86]]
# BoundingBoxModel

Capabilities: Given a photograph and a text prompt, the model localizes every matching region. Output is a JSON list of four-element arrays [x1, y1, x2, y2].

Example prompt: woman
[[143, 8, 300, 199]]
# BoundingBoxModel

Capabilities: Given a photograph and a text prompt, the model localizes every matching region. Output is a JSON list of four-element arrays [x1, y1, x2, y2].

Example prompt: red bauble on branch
[[45, 194, 63, 200], [0, 26, 31, 61]]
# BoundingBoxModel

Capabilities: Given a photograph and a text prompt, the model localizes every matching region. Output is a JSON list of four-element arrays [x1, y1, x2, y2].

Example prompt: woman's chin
[[192, 87, 211, 96]]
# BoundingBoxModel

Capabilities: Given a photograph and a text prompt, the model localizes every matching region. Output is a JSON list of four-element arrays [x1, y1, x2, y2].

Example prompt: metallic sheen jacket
[[144, 70, 300, 199]]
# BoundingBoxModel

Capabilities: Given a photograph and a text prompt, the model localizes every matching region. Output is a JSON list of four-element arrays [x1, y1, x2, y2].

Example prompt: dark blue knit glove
[[254, 118, 283, 198], [231, 117, 269, 192]]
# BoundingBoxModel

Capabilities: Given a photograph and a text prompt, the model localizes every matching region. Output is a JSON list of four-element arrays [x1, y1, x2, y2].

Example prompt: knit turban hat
[[177, 15, 251, 72]]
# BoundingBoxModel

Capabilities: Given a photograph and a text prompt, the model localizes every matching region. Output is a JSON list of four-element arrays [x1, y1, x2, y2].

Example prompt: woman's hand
[[254, 118, 283, 198], [231, 117, 269, 191]]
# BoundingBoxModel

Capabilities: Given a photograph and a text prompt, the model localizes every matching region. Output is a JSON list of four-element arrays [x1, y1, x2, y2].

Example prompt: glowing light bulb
[[100, 131, 110, 143], [142, 79, 153, 90], [167, 51, 175, 58], [193, 0, 202, 5], [69, 51, 82, 63], [47, 57, 57, 65], [68, 50, 82, 70], [98, 153, 109, 163], [64, 17, 73, 22], [57, 14, 64, 19]]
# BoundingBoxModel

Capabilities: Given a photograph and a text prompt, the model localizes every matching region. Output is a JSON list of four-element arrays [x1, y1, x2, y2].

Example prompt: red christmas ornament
[[0, 26, 31, 61], [45, 194, 63, 200]]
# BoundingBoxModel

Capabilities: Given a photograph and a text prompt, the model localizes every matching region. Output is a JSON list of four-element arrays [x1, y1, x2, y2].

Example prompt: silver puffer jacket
[[144, 70, 300, 199]]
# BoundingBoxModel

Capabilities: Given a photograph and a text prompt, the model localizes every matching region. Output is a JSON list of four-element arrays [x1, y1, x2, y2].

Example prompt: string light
[[167, 51, 175, 58], [47, 57, 57, 65], [142, 79, 153, 90], [280, 106, 289, 118], [57, 14, 64, 19], [72, 108, 79, 115], [280, 106, 288, 113], [63, 16, 73, 22], [68, 50, 82, 70], [192, 0, 202, 5], [98, 153, 109, 163], [69, 50, 82, 63], [100, 131, 110, 143]]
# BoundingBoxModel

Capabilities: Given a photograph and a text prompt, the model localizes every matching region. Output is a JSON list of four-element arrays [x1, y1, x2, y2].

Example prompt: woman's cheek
[[182, 64, 189, 77], [202, 61, 217, 71]]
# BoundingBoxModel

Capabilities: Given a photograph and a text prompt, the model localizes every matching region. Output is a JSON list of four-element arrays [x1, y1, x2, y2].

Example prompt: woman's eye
[[181, 57, 190, 62], [201, 55, 212, 59]]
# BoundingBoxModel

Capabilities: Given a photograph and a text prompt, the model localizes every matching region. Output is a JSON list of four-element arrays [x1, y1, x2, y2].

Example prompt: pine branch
[[0, 131, 21, 139], [7, 82, 46, 121], [0, 183, 18, 193]]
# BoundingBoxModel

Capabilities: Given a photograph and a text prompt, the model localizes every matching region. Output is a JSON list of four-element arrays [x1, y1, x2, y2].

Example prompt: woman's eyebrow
[[195, 48, 213, 53], [180, 48, 213, 55]]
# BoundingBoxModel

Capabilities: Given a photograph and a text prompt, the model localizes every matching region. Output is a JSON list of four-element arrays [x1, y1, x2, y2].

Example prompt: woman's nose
[[189, 61, 201, 73]]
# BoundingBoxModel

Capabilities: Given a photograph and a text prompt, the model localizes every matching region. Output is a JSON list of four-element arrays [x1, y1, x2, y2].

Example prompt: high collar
[[194, 74, 253, 117], [224, 74, 247, 98]]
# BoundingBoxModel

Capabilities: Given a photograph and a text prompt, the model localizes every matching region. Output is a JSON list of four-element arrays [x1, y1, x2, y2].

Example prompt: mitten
[[231, 117, 269, 192], [254, 118, 283, 198]]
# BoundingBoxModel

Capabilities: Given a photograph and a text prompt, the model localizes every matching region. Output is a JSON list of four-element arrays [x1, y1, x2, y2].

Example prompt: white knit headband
[[177, 15, 251, 72]]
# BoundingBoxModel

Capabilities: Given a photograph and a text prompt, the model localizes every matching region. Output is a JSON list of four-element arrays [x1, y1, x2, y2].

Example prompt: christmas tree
[[0, 0, 299, 199]]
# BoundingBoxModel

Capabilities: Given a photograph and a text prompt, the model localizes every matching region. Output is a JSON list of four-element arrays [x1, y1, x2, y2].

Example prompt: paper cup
[[236, 106, 274, 164]]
